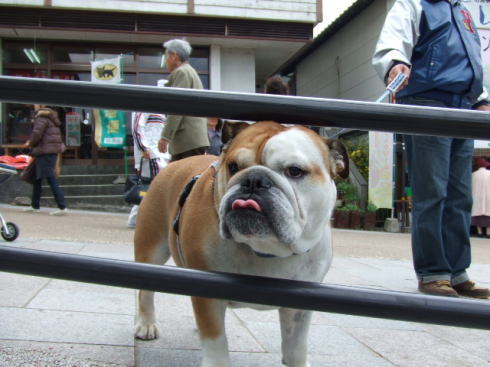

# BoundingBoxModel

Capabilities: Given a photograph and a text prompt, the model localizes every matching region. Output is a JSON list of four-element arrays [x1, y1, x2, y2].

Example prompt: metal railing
[[0, 76, 489, 139], [0, 76, 489, 330], [1, 245, 490, 330]]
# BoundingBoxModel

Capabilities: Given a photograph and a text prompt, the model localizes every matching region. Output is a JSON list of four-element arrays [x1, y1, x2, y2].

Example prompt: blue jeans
[[32, 176, 66, 210], [398, 96, 473, 285]]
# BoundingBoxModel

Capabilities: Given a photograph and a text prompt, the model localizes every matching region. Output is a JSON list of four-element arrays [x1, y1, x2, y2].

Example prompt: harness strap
[[172, 160, 219, 266], [173, 174, 201, 235]]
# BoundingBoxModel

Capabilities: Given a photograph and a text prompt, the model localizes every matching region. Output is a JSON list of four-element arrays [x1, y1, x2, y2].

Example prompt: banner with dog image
[[91, 56, 125, 148], [91, 56, 122, 84], [93, 109, 126, 148]]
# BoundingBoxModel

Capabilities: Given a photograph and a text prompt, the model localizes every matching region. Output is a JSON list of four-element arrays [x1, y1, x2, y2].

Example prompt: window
[[2, 41, 210, 145]]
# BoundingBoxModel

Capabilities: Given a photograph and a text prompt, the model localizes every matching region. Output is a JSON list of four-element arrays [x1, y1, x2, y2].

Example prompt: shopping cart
[[0, 163, 20, 241]]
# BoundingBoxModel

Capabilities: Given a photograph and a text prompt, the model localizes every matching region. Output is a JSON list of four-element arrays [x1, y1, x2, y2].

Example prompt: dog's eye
[[285, 166, 306, 178], [228, 162, 239, 175]]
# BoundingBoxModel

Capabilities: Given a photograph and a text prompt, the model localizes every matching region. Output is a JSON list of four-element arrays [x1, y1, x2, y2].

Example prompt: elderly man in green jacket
[[158, 39, 210, 161]]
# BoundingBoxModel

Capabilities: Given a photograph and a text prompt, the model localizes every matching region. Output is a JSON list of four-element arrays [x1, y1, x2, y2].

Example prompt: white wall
[[5, 0, 318, 22], [0, 0, 43, 4], [195, 0, 317, 22], [314, 0, 356, 37], [296, 0, 386, 102], [209, 44, 222, 91], [220, 48, 255, 93]]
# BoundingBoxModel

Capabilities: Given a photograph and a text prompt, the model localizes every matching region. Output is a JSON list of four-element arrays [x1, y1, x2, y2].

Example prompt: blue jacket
[[373, 0, 488, 108]]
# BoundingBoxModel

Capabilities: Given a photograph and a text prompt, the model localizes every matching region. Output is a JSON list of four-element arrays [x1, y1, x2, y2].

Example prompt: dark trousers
[[398, 96, 473, 285], [170, 147, 208, 162], [32, 176, 66, 210]]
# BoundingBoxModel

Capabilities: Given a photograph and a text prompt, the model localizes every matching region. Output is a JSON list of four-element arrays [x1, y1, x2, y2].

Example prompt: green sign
[[94, 109, 126, 148]]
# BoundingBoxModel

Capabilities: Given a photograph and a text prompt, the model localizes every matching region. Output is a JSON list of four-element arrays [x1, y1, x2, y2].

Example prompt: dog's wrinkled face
[[215, 121, 348, 258]]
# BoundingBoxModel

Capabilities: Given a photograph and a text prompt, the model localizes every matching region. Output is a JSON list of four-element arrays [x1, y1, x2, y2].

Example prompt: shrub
[[336, 180, 359, 203], [345, 203, 361, 213], [335, 206, 350, 212], [366, 201, 378, 213], [342, 135, 369, 180]]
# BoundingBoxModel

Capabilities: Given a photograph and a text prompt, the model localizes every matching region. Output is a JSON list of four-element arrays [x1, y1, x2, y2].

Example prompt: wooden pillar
[[188, 0, 195, 14]]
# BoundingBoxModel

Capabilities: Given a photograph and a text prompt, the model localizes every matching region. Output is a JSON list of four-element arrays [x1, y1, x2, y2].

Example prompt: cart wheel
[[1, 222, 19, 242]]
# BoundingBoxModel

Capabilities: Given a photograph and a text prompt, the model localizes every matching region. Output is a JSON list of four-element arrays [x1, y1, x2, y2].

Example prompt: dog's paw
[[134, 323, 159, 340]]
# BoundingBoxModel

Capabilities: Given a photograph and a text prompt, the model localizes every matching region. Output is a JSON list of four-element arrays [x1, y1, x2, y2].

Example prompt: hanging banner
[[90, 56, 122, 84], [93, 109, 126, 148], [65, 112, 81, 147], [473, 4, 490, 148], [368, 132, 394, 209], [462, 0, 490, 29]]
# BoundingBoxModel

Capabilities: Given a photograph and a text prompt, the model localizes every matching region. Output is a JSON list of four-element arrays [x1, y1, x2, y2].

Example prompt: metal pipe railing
[[0, 76, 489, 139], [1, 245, 489, 330]]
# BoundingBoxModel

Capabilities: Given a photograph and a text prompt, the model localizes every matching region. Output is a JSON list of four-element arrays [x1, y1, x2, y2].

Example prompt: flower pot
[[349, 211, 361, 229], [334, 210, 349, 228], [363, 212, 377, 230]]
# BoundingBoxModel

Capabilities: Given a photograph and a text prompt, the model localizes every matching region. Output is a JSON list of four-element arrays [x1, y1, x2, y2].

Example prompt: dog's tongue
[[232, 199, 262, 212]]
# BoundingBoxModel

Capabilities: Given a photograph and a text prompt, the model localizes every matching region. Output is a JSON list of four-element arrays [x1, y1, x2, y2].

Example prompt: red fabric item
[[0, 155, 33, 169]]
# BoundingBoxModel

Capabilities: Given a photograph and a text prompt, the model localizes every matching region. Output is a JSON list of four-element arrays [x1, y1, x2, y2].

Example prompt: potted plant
[[345, 203, 362, 229], [363, 202, 378, 230], [337, 181, 359, 206], [333, 206, 350, 229]]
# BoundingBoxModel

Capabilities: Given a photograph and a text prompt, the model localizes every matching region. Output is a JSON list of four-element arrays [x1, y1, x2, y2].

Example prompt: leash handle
[[376, 72, 407, 103]]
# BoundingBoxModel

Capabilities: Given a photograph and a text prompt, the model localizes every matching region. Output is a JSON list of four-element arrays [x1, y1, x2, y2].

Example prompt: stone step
[[57, 174, 123, 186], [40, 195, 131, 213], [60, 165, 126, 175], [41, 184, 124, 197]]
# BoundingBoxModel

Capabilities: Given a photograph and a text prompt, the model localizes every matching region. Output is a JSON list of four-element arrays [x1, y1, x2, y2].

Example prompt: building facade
[[277, 0, 490, 210], [0, 0, 321, 157]]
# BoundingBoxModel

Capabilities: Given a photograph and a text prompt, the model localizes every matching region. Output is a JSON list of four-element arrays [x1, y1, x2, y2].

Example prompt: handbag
[[20, 157, 36, 184], [123, 158, 154, 205]]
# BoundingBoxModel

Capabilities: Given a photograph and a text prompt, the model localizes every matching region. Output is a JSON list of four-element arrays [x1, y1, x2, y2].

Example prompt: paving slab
[[0, 346, 128, 367], [0, 340, 134, 366], [27, 288, 136, 315], [0, 272, 50, 307], [346, 327, 490, 367], [2, 205, 490, 366], [0, 307, 134, 346]]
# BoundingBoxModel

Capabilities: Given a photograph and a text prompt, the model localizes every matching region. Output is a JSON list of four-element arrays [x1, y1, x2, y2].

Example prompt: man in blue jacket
[[373, 0, 490, 298]]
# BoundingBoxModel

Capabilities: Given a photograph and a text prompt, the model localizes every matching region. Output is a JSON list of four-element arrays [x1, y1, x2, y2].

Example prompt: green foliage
[[341, 135, 369, 180], [366, 201, 378, 212], [336, 180, 359, 202], [345, 203, 361, 212], [335, 206, 350, 212]]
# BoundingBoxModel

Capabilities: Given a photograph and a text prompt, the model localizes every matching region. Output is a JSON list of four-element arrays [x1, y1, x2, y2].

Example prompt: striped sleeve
[[132, 112, 147, 152]]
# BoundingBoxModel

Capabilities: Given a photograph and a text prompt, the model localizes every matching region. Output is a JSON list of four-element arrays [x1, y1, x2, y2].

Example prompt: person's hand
[[24, 140, 31, 148], [142, 150, 150, 159], [387, 63, 411, 92], [475, 104, 490, 112], [158, 138, 168, 153]]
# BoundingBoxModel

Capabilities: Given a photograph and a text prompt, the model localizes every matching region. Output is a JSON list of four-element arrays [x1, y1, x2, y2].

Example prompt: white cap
[[157, 79, 168, 88]]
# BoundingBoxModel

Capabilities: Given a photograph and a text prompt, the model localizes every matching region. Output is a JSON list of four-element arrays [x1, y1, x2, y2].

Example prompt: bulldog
[[134, 121, 349, 367]]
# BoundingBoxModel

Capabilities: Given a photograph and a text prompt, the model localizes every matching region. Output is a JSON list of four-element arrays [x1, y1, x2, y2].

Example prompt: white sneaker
[[23, 207, 40, 213], [50, 208, 68, 216]]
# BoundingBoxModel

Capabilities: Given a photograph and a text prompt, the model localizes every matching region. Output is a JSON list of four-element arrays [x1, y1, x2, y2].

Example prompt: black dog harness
[[172, 174, 201, 236]]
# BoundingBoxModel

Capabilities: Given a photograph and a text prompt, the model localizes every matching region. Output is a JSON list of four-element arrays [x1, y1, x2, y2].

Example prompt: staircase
[[40, 165, 131, 213]]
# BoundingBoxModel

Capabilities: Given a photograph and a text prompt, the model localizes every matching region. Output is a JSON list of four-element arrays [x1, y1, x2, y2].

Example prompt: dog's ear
[[221, 120, 251, 145], [326, 139, 349, 179]]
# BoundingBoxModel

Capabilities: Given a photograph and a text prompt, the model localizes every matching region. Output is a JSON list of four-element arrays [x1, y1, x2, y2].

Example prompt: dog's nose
[[241, 172, 272, 192]]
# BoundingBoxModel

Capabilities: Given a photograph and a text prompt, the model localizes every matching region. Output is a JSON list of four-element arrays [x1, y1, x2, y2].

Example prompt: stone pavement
[[1, 204, 490, 367]]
